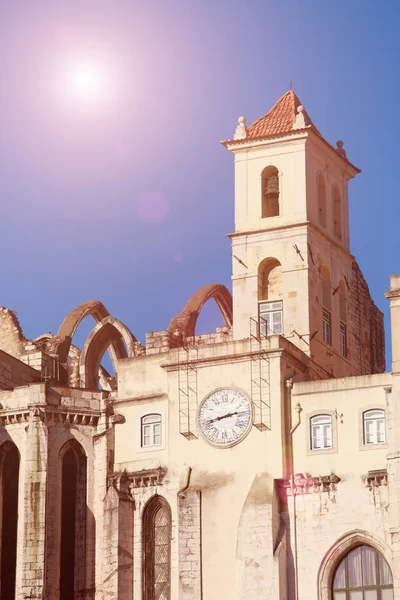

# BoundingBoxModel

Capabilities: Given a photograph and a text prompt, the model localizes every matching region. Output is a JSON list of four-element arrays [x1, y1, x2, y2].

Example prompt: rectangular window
[[259, 301, 283, 337], [310, 415, 332, 450], [340, 322, 347, 357], [322, 309, 331, 345]]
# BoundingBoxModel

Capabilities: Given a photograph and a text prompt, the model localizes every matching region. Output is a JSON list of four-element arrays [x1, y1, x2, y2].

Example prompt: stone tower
[[222, 89, 384, 377]]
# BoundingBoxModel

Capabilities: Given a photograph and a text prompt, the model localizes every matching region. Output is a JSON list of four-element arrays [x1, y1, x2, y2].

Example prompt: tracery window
[[143, 496, 171, 600], [332, 545, 393, 599]]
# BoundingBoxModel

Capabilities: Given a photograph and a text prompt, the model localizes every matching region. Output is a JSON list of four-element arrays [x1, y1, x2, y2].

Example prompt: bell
[[264, 176, 279, 197]]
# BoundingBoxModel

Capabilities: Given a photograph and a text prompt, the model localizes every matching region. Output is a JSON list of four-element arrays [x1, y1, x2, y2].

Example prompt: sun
[[58, 58, 117, 113]]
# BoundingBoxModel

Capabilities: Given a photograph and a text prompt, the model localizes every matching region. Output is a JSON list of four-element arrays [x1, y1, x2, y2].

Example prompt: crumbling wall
[[0, 307, 27, 359], [349, 262, 385, 375]]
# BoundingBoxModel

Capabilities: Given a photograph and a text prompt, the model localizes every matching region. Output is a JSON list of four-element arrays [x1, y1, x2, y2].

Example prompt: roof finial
[[290, 81, 293, 91], [336, 140, 347, 158], [293, 104, 306, 130], [234, 116, 247, 140]]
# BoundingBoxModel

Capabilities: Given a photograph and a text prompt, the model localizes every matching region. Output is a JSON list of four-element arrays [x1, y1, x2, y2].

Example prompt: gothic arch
[[78, 316, 137, 389], [318, 530, 392, 600], [142, 494, 172, 600], [168, 284, 233, 346], [58, 439, 88, 599], [54, 300, 127, 367]]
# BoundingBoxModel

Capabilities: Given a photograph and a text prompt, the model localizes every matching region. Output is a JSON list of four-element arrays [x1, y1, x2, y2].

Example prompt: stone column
[[102, 475, 134, 600], [178, 489, 202, 599], [18, 404, 48, 600]]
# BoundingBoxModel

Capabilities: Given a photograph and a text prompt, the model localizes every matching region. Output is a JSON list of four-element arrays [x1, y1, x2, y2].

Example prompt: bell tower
[[222, 90, 382, 378]]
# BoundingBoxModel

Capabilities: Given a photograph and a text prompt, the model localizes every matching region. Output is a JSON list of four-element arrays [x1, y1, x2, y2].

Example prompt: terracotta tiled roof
[[222, 89, 360, 172], [246, 89, 317, 139]]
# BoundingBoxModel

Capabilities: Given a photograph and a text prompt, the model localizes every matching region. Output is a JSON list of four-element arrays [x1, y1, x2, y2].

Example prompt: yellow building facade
[[0, 90, 397, 600]]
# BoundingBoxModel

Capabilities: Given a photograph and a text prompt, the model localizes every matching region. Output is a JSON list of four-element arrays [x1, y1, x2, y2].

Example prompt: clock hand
[[207, 411, 239, 424]]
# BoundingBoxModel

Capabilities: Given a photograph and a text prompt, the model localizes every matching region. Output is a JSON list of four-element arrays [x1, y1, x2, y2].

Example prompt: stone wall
[[349, 261, 385, 375]]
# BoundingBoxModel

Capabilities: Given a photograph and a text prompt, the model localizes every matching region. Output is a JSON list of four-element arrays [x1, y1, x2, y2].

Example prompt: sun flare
[[58, 58, 117, 113]]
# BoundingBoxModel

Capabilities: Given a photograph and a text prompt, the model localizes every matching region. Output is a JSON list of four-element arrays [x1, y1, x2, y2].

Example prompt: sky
[[0, 0, 399, 371]]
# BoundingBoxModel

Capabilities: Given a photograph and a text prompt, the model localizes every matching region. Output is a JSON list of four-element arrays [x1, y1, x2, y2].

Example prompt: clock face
[[198, 388, 252, 447]]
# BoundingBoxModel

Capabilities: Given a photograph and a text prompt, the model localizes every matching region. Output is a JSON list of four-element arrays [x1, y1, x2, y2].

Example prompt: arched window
[[261, 166, 280, 218], [0, 442, 20, 598], [317, 172, 327, 227], [363, 409, 386, 445], [59, 441, 87, 600], [339, 281, 347, 357], [143, 496, 171, 600], [141, 414, 162, 448], [321, 267, 332, 345], [310, 414, 332, 450], [258, 259, 283, 337], [333, 185, 342, 239], [332, 545, 393, 599]]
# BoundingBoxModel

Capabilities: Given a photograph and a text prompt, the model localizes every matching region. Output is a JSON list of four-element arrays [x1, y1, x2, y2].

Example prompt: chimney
[[385, 275, 400, 373]]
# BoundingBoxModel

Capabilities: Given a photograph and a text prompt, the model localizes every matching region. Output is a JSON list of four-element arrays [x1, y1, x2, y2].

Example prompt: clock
[[197, 388, 252, 447]]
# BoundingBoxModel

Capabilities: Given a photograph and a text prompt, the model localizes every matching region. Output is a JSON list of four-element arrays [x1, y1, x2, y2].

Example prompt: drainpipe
[[177, 466, 192, 499], [286, 378, 302, 600]]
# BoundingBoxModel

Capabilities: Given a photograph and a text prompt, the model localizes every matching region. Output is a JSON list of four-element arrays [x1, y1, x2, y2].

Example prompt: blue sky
[[0, 1, 399, 369]]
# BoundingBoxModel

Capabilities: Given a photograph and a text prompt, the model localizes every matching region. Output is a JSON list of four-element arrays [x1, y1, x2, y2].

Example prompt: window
[[363, 410, 386, 445], [339, 281, 347, 357], [340, 322, 347, 357], [310, 415, 332, 450], [259, 301, 283, 337], [261, 166, 280, 217], [143, 496, 171, 600], [333, 185, 342, 240], [258, 259, 282, 302], [142, 414, 162, 448], [332, 545, 393, 599], [317, 172, 327, 227], [323, 309, 331, 345]]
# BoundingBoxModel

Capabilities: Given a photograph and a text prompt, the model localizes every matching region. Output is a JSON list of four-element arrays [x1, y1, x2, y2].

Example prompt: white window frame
[[259, 300, 283, 337], [137, 408, 166, 453], [310, 414, 333, 450], [363, 409, 386, 445], [340, 321, 347, 357], [322, 309, 331, 345]]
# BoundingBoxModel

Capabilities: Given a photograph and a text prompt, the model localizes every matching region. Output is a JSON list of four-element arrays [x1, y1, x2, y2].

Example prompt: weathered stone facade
[[0, 89, 397, 599]]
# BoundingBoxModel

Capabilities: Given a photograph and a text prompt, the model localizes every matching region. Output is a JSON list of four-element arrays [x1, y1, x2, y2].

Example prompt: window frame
[[306, 410, 338, 456], [322, 309, 332, 345], [358, 404, 387, 452], [137, 408, 166, 453], [340, 321, 347, 357], [363, 409, 386, 446], [142, 495, 172, 600], [258, 300, 283, 338], [332, 544, 393, 599]]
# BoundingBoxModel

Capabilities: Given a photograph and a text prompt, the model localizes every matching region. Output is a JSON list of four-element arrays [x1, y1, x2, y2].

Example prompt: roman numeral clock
[[197, 388, 253, 447]]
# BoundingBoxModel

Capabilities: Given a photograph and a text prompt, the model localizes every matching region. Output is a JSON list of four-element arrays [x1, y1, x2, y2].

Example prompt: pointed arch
[[318, 530, 392, 600], [143, 495, 172, 600], [168, 284, 233, 347], [0, 442, 20, 599], [79, 316, 137, 389], [54, 300, 127, 367], [59, 439, 87, 600]]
